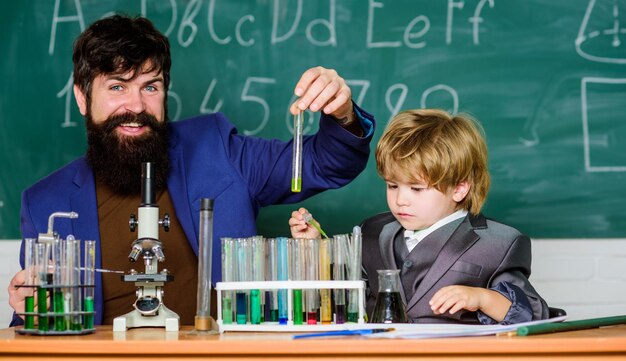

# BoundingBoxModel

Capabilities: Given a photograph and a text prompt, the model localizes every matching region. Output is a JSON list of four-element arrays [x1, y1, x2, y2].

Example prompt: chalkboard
[[2, 0, 626, 239]]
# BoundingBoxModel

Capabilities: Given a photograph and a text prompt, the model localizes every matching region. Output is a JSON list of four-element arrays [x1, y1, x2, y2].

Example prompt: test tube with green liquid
[[83, 240, 95, 329], [347, 226, 362, 323], [52, 237, 66, 331], [289, 239, 303, 325], [319, 237, 332, 324], [333, 234, 348, 324], [305, 238, 319, 324], [221, 237, 235, 324], [291, 110, 304, 192], [36, 242, 50, 331], [250, 236, 264, 324], [23, 238, 36, 329], [70, 239, 82, 330], [277, 237, 289, 324]]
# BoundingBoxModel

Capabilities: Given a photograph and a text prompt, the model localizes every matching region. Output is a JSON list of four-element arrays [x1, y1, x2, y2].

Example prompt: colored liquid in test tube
[[305, 238, 319, 324], [53, 237, 66, 331], [235, 238, 250, 324], [250, 236, 264, 325], [69, 239, 82, 331], [36, 243, 50, 331], [83, 240, 96, 329], [333, 234, 348, 324], [319, 238, 332, 324], [347, 226, 362, 323], [277, 237, 289, 324], [266, 238, 279, 322], [289, 239, 304, 325], [23, 238, 36, 330], [221, 238, 235, 324], [291, 110, 304, 192]]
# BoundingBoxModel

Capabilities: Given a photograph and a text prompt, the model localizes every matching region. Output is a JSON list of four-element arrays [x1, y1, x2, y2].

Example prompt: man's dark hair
[[73, 15, 171, 101]]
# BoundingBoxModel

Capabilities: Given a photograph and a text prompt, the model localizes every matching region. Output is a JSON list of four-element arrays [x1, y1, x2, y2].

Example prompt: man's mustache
[[99, 112, 160, 133]]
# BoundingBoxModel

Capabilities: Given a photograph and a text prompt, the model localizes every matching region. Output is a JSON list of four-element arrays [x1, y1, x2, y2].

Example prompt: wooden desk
[[1, 325, 626, 360]]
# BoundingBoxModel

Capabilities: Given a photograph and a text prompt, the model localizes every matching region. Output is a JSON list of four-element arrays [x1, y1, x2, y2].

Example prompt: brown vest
[[96, 181, 198, 325]]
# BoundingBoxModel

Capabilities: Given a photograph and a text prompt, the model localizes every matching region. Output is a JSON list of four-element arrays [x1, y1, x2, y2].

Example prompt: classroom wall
[[1, 239, 625, 326]]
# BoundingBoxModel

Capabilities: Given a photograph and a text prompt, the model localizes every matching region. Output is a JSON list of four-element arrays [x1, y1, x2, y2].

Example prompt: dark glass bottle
[[370, 269, 407, 323]]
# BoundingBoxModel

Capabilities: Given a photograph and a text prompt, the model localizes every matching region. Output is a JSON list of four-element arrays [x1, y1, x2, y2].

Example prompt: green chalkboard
[[2, 0, 626, 239]]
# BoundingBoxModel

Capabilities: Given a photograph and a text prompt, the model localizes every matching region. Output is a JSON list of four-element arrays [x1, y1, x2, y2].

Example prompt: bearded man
[[8, 14, 375, 326]]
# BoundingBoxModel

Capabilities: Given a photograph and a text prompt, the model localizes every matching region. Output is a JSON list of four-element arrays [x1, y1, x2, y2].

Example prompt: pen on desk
[[507, 315, 626, 336], [293, 328, 395, 339]]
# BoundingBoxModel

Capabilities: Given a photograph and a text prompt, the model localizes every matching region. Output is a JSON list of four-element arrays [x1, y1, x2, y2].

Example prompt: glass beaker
[[370, 269, 407, 323]]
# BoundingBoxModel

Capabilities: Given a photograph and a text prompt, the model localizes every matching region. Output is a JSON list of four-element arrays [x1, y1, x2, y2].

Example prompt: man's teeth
[[120, 122, 141, 127]]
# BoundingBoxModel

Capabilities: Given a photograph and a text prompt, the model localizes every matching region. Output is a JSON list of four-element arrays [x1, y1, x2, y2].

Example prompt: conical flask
[[370, 269, 408, 323]]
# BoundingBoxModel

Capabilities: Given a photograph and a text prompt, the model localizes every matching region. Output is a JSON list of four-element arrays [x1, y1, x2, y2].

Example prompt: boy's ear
[[73, 84, 87, 116], [452, 181, 470, 202]]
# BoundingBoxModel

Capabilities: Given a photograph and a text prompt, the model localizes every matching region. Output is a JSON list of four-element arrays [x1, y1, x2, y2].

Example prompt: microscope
[[113, 162, 180, 332]]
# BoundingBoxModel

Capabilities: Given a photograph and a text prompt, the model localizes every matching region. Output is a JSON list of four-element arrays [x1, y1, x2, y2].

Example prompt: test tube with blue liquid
[[221, 237, 235, 324], [277, 237, 289, 324], [23, 238, 36, 330], [291, 110, 304, 192], [266, 238, 279, 322]]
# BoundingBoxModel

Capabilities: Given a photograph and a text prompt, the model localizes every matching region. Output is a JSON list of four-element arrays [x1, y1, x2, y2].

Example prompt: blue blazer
[[13, 109, 374, 325]]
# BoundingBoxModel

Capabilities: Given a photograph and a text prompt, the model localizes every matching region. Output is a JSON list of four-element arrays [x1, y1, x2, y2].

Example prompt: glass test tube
[[52, 237, 66, 331], [70, 239, 82, 330], [319, 237, 332, 324], [23, 238, 36, 329], [291, 110, 304, 192], [289, 239, 303, 325], [277, 237, 289, 324], [195, 198, 214, 331], [333, 234, 348, 324], [266, 238, 278, 322], [348, 226, 362, 322], [36, 242, 49, 331], [235, 238, 250, 324], [83, 240, 95, 329], [305, 238, 319, 324], [61, 237, 73, 331], [250, 236, 264, 324], [221, 237, 235, 324]]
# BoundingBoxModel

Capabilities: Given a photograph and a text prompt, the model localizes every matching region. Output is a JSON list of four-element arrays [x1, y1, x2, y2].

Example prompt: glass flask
[[370, 269, 408, 323]]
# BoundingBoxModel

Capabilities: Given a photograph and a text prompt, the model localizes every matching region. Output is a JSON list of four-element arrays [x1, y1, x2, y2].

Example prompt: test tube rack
[[15, 284, 96, 336], [216, 280, 366, 332]]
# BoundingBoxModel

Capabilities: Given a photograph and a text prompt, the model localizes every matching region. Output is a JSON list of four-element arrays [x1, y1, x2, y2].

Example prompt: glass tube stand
[[215, 280, 366, 332], [15, 284, 96, 335]]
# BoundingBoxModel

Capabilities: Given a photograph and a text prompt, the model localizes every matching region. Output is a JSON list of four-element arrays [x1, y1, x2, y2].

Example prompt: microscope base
[[113, 304, 180, 332]]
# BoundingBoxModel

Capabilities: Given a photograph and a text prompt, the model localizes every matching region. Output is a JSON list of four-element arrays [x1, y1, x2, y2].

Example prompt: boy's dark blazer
[[361, 212, 549, 324]]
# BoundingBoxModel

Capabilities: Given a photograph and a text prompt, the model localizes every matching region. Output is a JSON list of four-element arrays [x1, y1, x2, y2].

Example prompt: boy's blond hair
[[375, 109, 490, 215]]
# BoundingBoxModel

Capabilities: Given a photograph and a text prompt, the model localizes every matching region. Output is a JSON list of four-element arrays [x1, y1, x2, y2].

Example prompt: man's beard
[[86, 111, 170, 195]]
